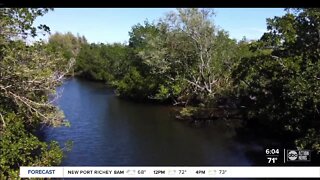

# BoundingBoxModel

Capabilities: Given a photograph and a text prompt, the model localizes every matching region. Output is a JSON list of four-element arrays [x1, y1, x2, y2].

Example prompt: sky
[[33, 8, 286, 44]]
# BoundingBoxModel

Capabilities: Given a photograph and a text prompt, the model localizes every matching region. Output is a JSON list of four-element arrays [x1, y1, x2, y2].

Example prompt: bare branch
[[0, 112, 5, 129]]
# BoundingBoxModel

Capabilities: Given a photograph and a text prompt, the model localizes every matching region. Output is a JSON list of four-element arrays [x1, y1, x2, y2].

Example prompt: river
[[43, 78, 266, 167]]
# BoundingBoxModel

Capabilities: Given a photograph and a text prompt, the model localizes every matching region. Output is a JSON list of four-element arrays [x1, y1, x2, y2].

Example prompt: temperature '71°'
[[268, 157, 278, 163]]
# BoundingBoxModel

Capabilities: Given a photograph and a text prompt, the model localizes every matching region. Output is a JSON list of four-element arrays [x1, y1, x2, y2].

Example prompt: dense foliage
[[0, 8, 71, 178], [130, 9, 240, 104], [48, 32, 87, 64], [75, 43, 129, 82], [233, 8, 320, 150], [71, 9, 242, 104]]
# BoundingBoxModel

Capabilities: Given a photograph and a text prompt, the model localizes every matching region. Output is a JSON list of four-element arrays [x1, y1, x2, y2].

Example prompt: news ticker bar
[[20, 166, 320, 178]]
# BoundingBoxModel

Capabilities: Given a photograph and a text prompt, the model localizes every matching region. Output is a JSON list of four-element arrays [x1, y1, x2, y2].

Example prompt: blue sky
[[34, 8, 286, 44]]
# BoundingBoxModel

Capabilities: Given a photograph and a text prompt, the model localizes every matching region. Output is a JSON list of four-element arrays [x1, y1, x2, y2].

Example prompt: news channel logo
[[287, 150, 311, 162]]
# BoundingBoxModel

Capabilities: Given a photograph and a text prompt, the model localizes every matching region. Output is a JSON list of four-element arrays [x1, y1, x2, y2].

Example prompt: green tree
[[136, 9, 239, 105], [75, 42, 129, 83], [48, 32, 87, 76], [233, 8, 320, 150], [48, 32, 87, 60], [0, 8, 71, 178], [115, 21, 164, 101]]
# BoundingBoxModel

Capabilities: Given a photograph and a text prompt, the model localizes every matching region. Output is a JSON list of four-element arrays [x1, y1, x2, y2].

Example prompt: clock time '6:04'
[[266, 149, 280, 155]]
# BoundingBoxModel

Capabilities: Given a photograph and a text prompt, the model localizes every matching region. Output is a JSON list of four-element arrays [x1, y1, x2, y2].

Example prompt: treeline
[[52, 8, 320, 151], [51, 9, 251, 103]]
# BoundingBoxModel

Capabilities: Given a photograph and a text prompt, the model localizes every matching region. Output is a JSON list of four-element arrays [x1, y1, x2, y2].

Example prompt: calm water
[[43, 78, 264, 166]]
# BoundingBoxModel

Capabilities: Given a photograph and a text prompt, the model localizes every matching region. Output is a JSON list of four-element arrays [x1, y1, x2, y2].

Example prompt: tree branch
[[0, 112, 5, 128]]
